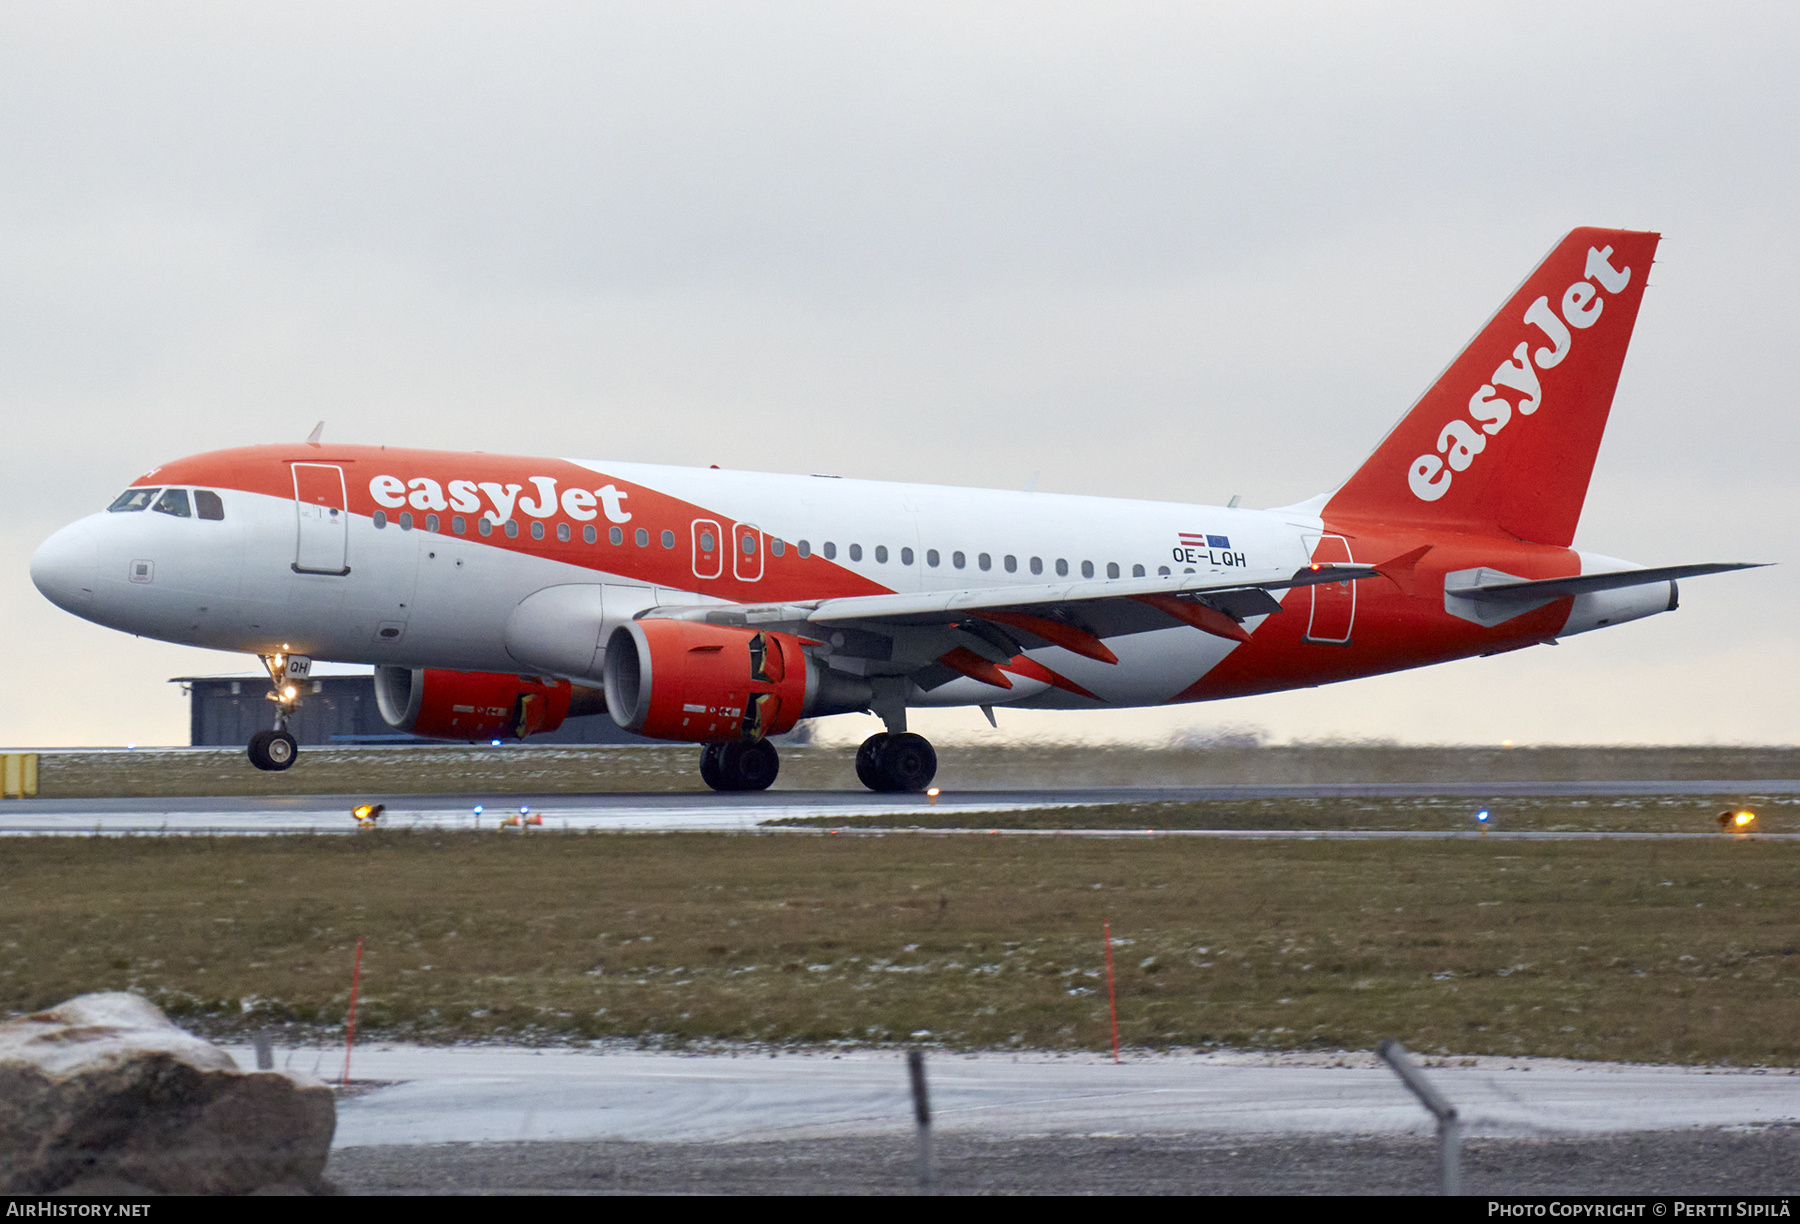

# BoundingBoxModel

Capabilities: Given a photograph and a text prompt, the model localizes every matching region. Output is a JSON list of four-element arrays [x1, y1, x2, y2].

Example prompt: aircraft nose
[[31, 521, 99, 613]]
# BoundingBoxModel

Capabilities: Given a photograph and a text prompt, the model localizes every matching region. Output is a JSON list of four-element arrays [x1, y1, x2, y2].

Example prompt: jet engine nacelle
[[374, 666, 602, 741], [603, 620, 869, 743]]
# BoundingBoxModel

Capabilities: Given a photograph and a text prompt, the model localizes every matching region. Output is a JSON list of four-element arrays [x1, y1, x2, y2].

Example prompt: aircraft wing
[[639, 563, 1381, 689], [651, 564, 1375, 631]]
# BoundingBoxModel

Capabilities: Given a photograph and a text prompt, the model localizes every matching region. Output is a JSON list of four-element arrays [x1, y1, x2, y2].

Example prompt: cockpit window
[[194, 489, 225, 520], [108, 488, 159, 513], [152, 488, 192, 518]]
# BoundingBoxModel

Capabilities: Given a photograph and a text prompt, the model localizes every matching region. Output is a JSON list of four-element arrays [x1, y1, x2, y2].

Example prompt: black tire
[[854, 733, 890, 791], [248, 729, 298, 772], [876, 732, 937, 793], [720, 740, 779, 792], [699, 743, 728, 791]]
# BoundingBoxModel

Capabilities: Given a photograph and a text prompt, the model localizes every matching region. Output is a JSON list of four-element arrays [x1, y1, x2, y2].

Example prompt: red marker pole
[[1104, 919, 1120, 1064], [342, 936, 364, 1088]]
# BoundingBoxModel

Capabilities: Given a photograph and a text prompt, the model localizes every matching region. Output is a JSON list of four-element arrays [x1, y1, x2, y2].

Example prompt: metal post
[[908, 1049, 933, 1192], [342, 936, 365, 1088], [1376, 1038, 1461, 1196]]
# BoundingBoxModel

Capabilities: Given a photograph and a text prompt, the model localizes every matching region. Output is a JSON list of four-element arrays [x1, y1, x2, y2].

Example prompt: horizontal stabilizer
[[1445, 562, 1765, 603]]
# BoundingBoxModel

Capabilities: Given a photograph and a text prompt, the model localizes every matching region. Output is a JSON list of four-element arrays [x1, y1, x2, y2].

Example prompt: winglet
[[305, 421, 324, 447]]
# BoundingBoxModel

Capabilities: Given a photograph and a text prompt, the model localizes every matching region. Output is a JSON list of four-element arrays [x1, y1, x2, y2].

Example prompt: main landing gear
[[854, 732, 938, 794], [699, 739, 781, 792], [247, 651, 305, 773]]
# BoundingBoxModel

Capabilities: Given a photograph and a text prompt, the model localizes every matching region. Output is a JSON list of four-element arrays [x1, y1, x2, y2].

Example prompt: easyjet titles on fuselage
[[368, 474, 635, 526]]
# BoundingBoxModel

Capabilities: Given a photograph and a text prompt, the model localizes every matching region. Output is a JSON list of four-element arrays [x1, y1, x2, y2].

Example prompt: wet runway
[[2, 779, 1795, 837]]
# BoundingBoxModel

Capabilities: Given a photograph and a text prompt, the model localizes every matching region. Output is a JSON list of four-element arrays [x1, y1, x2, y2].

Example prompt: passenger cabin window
[[504, 520, 518, 538], [454, 516, 468, 535], [823, 542, 836, 560], [1055, 559, 1069, 576], [926, 549, 939, 567], [108, 488, 158, 513], [152, 488, 191, 518], [582, 524, 596, 543], [771, 539, 786, 557], [874, 545, 887, 563], [849, 544, 862, 562], [1004, 555, 1017, 573], [530, 521, 545, 540], [798, 540, 812, 558], [1106, 562, 1120, 579], [952, 551, 966, 569], [1081, 560, 1095, 579], [901, 547, 913, 565], [635, 528, 649, 547], [609, 526, 623, 545], [663, 530, 676, 549], [194, 490, 225, 520], [1132, 564, 1145, 577], [978, 553, 992, 571], [479, 518, 493, 536], [556, 523, 571, 542], [427, 514, 441, 533], [1030, 557, 1043, 575]]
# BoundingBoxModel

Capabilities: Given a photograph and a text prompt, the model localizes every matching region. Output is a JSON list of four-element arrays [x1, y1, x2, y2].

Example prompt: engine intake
[[603, 620, 867, 743]]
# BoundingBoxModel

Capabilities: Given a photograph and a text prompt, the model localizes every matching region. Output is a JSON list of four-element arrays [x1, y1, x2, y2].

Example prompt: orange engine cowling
[[373, 666, 575, 741], [602, 621, 810, 743]]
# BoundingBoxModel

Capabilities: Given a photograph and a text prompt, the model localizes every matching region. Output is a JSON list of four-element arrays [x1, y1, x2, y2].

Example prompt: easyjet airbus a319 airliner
[[30, 228, 1759, 791]]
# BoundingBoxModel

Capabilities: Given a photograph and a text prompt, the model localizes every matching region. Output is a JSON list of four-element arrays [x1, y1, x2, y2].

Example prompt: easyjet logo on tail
[[1408, 246, 1633, 503]]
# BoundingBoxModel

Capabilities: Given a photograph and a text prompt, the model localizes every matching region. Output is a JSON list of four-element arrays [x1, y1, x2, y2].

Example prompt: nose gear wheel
[[247, 729, 298, 772]]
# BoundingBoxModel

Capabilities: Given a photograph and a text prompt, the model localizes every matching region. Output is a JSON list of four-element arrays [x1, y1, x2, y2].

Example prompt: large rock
[[0, 992, 335, 1195]]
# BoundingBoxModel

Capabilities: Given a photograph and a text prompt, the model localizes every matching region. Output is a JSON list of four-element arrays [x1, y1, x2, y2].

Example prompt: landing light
[[490, 739, 503, 747], [1720, 809, 1757, 832], [1476, 810, 1491, 823], [927, 787, 941, 806], [352, 803, 385, 827], [282, 685, 298, 700]]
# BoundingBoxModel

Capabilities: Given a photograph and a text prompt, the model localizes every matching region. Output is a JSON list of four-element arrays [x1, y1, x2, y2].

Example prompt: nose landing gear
[[247, 651, 307, 772]]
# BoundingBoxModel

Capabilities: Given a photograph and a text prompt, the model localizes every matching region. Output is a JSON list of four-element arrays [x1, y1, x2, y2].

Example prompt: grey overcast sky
[[2, 2, 1795, 748]]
